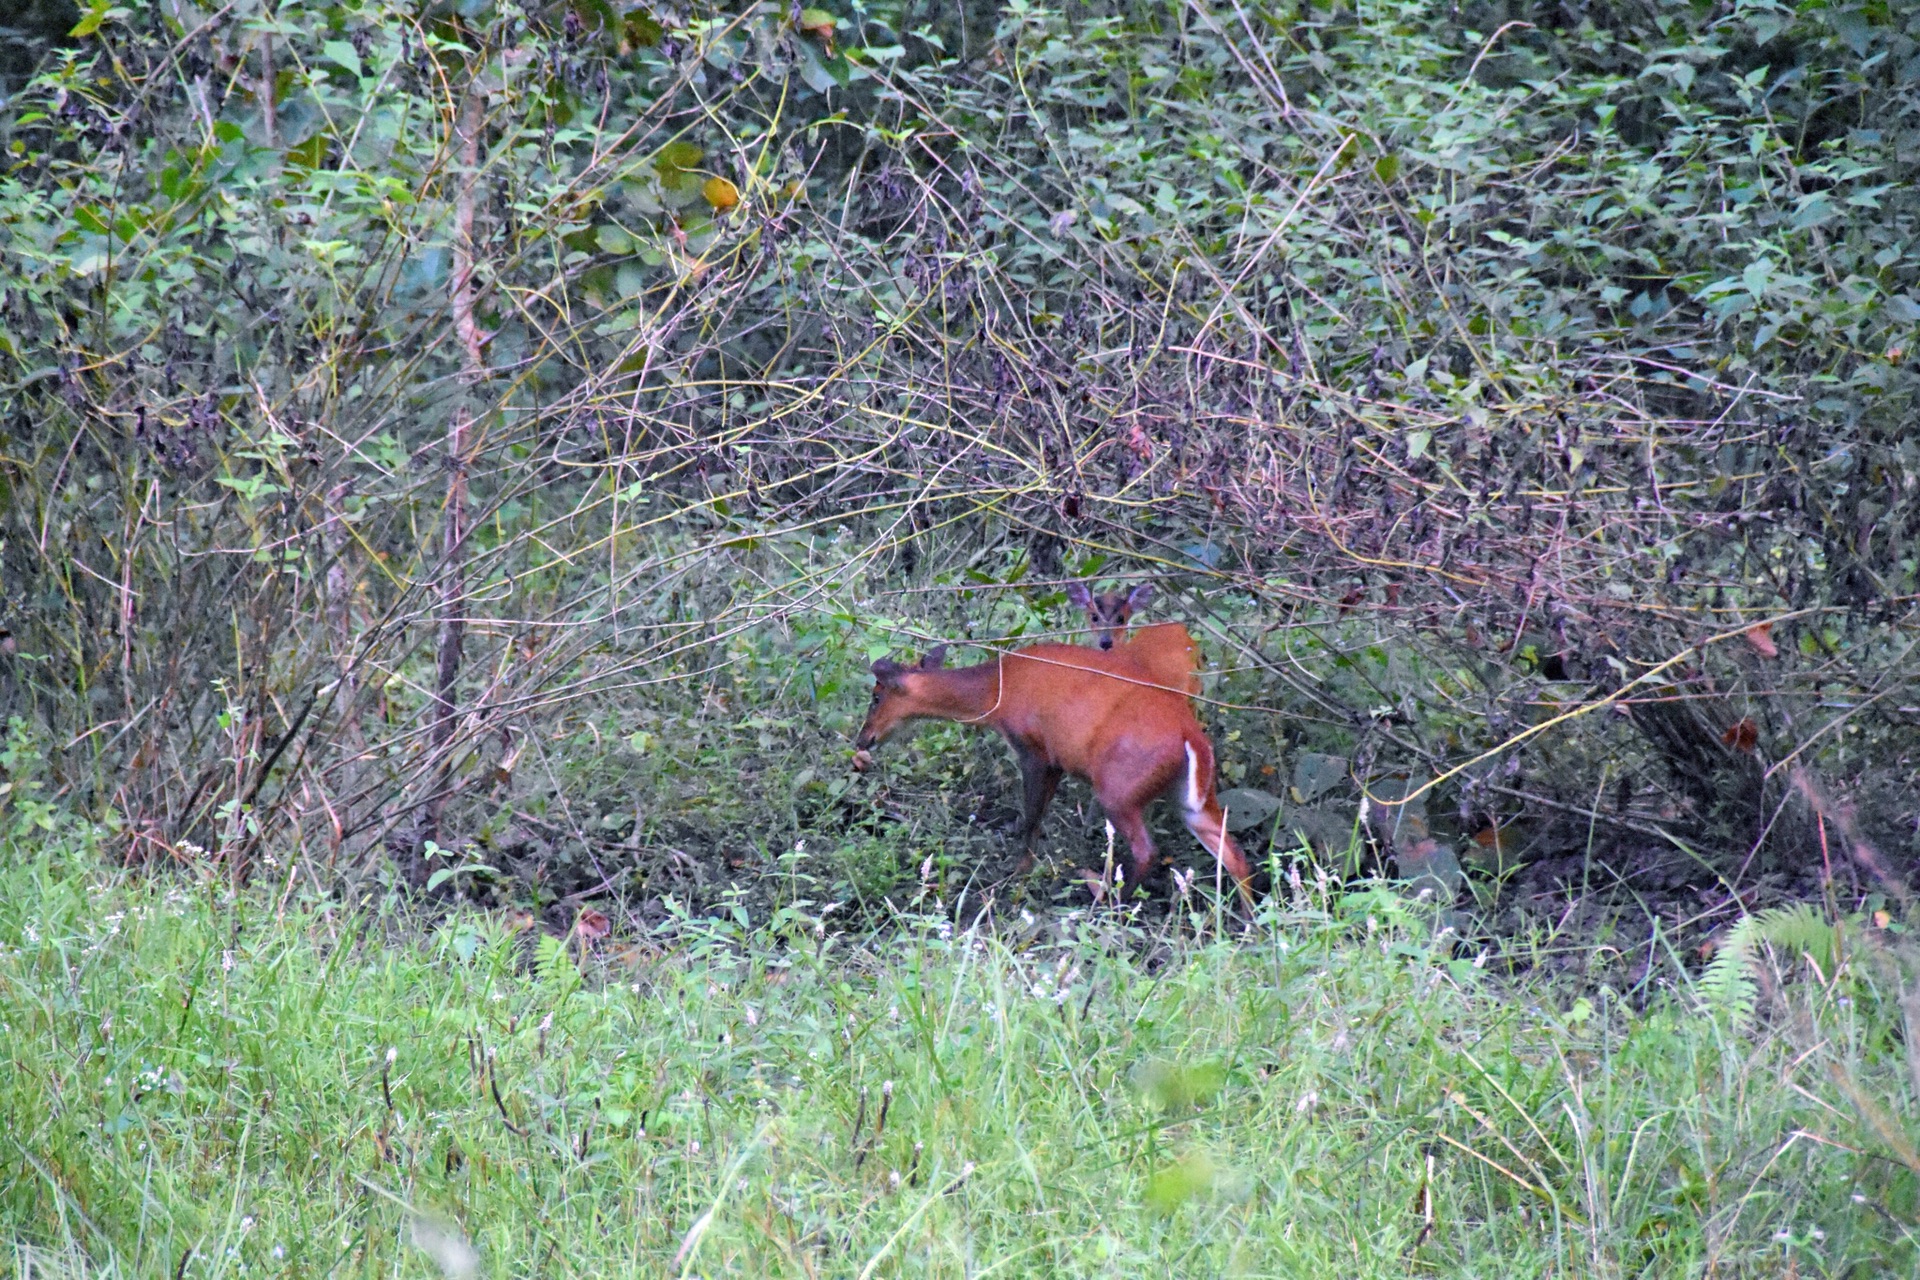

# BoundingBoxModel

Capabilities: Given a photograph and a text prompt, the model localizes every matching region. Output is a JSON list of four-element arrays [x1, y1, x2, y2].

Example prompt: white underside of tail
[[1183, 741, 1203, 813]]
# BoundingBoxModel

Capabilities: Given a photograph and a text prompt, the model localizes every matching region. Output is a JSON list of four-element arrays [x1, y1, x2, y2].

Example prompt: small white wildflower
[[221, 950, 235, 972]]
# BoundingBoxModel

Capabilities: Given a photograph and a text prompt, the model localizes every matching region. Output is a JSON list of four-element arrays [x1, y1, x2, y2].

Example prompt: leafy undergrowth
[[2, 841, 1917, 1279]]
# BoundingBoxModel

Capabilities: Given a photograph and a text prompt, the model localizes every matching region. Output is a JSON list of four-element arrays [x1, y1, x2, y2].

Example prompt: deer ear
[[918, 645, 948, 670], [1127, 583, 1155, 609], [871, 658, 903, 678], [1066, 583, 1092, 609]]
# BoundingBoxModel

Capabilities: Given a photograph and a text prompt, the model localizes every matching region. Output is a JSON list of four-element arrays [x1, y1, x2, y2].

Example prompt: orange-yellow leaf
[[1743, 622, 1777, 658], [701, 176, 739, 211]]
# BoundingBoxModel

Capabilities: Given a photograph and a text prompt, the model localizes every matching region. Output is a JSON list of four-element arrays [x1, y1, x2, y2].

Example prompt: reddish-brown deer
[[851, 643, 1252, 903]]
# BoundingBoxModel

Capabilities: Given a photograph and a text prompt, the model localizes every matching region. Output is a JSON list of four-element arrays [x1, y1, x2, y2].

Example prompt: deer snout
[[1098, 636, 1115, 649]]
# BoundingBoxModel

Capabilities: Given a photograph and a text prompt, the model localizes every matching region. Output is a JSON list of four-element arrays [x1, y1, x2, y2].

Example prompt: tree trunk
[[414, 76, 488, 887]]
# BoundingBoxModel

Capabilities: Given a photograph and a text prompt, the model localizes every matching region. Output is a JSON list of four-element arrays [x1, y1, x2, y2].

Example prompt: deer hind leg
[[1177, 741, 1255, 904], [1180, 802, 1255, 904], [1101, 805, 1158, 898], [1094, 751, 1184, 895]]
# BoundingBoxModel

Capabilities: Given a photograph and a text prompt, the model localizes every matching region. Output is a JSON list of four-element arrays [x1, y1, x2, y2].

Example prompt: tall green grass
[[2, 840, 1915, 1278]]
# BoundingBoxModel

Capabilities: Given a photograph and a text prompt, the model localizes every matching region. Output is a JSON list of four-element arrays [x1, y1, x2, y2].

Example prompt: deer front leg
[[1009, 742, 1063, 875]]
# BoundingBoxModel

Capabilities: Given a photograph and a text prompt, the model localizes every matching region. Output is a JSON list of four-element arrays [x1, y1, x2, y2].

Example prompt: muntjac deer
[[851, 643, 1252, 903], [1068, 582, 1153, 650], [1068, 582, 1201, 698]]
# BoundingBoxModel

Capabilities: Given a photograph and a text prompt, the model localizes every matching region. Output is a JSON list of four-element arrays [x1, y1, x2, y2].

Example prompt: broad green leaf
[[322, 40, 362, 79]]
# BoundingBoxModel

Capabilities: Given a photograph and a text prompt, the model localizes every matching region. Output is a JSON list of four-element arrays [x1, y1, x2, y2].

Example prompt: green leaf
[[322, 40, 362, 79], [69, 0, 126, 38], [799, 46, 836, 94], [655, 140, 703, 171], [285, 134, 330, 169], [424, 863, 498, 891], [624, 10, 663, 46]]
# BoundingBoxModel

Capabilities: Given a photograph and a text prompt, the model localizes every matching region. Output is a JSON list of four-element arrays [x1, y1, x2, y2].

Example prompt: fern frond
[[1749, 903, 1840, 973], [1700, 915, 1760, 1027], [535, 933, 579, 989], [1699, 904, 1844, 1028]]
